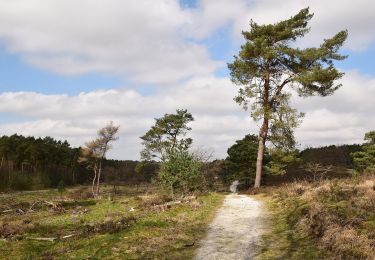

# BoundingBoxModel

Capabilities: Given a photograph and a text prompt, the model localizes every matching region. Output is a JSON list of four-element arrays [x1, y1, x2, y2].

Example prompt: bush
[[159, 150, 204, 198]]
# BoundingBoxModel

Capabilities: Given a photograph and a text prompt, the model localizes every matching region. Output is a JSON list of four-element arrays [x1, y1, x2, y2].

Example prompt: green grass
[[0, 185, 224, 259], [255, 194, 326, 260]]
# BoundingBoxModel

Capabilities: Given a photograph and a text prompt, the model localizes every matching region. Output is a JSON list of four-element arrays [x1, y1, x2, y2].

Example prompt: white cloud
[[187, 0, 375, 51], [0, 0, 374, 85], [0, 1, 374, 159], [293, 71, 375, 147], [0, 77, 251, 159], [1, 72, 374, 159], [0, 0, 221, 84]]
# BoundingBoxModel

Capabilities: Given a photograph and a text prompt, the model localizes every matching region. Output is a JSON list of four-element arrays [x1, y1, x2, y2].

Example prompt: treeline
[[300, 144, 362, 168], [0, 134, 90, 190], [223, 133, 372, 187], [0, 135, 157, 191], [1, 132, 372, 192], [103, 160, 158, 185]]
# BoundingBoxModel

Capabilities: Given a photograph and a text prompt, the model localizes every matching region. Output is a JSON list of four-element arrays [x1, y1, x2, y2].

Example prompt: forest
[[0, 130, 370, 192]]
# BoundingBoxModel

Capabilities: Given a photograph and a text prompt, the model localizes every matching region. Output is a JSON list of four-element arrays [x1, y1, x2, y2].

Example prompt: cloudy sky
[[0, 0, 374, 159]]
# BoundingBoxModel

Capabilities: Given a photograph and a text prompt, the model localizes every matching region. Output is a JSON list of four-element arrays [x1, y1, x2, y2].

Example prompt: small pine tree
[[352, 131, 375, 173]]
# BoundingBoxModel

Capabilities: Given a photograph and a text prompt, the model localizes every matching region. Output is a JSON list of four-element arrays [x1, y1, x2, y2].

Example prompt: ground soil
[[195, 193, 266, 260]]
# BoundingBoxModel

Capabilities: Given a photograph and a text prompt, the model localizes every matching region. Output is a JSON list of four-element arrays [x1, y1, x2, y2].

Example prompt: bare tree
[[305, 163, 333, 181], [79, 121, 120, 197]]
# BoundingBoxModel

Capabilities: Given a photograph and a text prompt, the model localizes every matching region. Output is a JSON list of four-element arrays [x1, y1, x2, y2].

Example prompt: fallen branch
[[44, 201, 65, 213], [184, 241, 195, 247], [1, 209, 14, 213], [1, 208, 25, 214], [29, 201, 39, 211], [61, 234, 76, 239], [26, 233, 77, 242], [27, 237, 57, 242], [16, 209, 25, 214], [44, 201, 58, 207]]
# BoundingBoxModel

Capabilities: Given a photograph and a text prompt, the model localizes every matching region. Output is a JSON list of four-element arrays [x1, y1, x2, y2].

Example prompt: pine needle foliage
[[228, 7, 348, 187]]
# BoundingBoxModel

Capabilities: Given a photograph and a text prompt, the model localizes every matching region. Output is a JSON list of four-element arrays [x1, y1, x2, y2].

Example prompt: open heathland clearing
[[0, 185, 224, 259]]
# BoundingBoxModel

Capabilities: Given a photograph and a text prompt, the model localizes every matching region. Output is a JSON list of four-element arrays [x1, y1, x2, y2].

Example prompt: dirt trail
[[195, 193, 266, 260]]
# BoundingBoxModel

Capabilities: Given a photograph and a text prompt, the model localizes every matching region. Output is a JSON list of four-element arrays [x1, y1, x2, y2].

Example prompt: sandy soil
[[194, 193, 266, 260]]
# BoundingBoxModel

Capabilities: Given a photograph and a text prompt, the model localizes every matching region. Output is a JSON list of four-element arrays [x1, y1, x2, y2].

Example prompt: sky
[[0, 0, 374, 160]]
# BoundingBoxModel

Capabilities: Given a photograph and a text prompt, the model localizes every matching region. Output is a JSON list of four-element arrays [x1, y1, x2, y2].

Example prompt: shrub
[[159, 150, 204, 198]]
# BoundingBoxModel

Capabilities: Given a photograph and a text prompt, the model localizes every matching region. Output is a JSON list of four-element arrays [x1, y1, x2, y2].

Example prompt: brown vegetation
[[261, 174, 375, 259]]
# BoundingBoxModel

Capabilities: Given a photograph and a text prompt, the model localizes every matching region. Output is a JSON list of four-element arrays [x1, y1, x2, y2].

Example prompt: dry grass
[[261, 175, 375, 259]]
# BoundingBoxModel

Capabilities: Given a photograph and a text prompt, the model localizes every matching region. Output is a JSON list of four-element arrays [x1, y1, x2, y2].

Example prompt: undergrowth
[[258, 175, 375, 259]]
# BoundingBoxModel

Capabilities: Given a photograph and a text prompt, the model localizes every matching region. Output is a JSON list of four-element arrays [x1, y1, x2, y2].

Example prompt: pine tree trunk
[[254, 118, 269, 188], [254, 61, 271, 188]]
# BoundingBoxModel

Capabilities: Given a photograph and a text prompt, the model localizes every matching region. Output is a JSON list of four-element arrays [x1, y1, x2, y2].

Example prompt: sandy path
[[194, 193, 266, 260]]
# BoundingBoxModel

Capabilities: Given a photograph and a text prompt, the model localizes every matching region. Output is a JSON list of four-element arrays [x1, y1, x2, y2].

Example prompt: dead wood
[[27, 237, 57, 242]]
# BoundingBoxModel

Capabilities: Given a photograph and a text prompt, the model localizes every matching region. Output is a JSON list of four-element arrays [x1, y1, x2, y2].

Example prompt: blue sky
[[2, 30, 373, 95], [0, 0, 374, 159], [0, 2, 374, 96], [0, 48, 121, 95]]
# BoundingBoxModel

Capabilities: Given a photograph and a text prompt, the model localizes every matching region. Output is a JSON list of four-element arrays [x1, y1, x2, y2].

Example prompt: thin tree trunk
[[96, 159, 102, 196], [8, 160, 12, 188], [254, 118, 269, 188], [92, 164, 97, 197]]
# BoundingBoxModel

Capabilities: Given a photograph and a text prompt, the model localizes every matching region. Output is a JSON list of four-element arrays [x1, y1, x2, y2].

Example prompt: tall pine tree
[[228, 8, 348, 187]]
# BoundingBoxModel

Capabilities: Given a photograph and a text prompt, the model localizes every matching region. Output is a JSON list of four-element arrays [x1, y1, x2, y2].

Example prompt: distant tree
[[352, 131, 375, 173], [140, 109, 194, 160], [264, 148, 301, 176], [225, 135, 259, 183], [228, 8, 348, 187], [304, 162, 333, 181], [79, 122, 120, 197]]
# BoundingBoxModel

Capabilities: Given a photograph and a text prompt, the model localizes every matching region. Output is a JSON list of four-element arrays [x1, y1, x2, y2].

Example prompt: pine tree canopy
[[140, 109, 194, 160], [228, 7, 348, 108]]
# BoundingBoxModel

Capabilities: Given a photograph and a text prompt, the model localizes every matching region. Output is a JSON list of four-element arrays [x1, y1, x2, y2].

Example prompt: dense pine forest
[[0, 135, 159, 191]]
